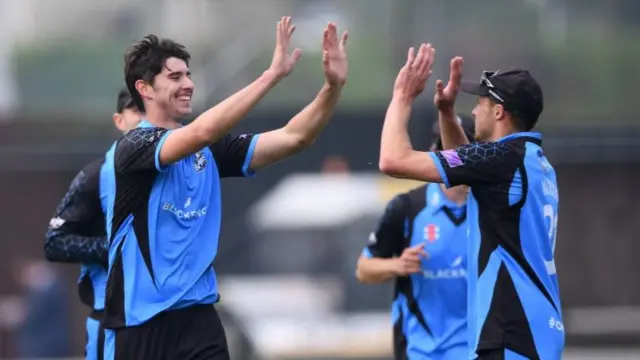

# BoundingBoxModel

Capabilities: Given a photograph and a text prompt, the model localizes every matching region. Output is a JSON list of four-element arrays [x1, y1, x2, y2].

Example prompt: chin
[[175, 108, 192, 119]]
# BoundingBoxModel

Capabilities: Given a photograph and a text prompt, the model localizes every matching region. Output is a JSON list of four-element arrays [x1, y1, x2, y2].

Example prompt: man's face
[[113, 108, 142, 133], [471, 96, 498, 141], [149, 57, 194, 119]]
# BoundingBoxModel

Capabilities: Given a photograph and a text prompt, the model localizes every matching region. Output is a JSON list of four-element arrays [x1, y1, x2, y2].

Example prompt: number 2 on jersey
[[543, 204, 558, 275]]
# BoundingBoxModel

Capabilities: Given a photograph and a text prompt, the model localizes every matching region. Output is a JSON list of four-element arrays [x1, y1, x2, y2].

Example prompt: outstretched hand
[[268, 16, 303, 80], [322, 22, 349, 87], [393, 43, 435, 100], [434, 57, 463, 111]]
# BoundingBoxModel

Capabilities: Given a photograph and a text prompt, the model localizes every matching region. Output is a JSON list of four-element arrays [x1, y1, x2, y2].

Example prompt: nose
[[183, 77, 195, 91]]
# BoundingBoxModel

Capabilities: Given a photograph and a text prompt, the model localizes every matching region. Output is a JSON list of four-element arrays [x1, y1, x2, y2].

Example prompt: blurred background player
[[44, 88, 142, 360], [379, 44, 563, 359], [357, 116, 474, 360], [102, 17, 348, 360]]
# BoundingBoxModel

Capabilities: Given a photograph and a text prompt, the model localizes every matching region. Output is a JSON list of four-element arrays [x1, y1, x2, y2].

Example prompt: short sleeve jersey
[[429, 132, 564, 360], [363, 183, 469, 360], [101, 120, 259, 328]]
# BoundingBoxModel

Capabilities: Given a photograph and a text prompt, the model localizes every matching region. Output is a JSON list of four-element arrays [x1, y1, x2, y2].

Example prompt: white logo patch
[[49, 217, 65, 229], [194, 151, 207, 172]]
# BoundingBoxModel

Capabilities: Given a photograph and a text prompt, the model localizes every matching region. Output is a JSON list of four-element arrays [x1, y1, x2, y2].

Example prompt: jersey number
[[543, 204, 558, 275]]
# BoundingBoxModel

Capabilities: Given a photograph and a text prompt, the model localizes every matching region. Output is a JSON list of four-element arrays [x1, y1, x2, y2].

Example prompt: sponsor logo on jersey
[[162, 202, 207, 220], [194, 151, 207, 172], [424, 224, 440, 242], [423, 256, 467, 280], [441, 149, 463, 168]]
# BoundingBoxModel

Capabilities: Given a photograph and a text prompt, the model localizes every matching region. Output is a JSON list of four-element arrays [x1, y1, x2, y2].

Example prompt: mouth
[[176, 92, 192, 104]]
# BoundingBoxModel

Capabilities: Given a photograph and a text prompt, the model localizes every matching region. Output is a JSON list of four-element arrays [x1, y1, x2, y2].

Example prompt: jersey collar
[[136, 119, 184, 129], [137, 119, 155, 128], [427, 183, 464, 213], [497, 131, 542, 146]]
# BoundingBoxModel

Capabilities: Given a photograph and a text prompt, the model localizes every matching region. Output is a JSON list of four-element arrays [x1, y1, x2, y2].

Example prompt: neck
[[145, 104, 181, 129], [440, 184, 467, 205], [489, 120, 523, 142]]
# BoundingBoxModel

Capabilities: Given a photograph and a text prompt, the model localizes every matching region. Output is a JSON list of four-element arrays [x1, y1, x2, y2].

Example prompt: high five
[[380, 43, 563, 360]]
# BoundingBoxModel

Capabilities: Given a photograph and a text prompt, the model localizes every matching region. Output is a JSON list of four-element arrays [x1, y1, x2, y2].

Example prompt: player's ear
[[494, 103, 506, 121], [135, 79, 153, 101], [113, 113, 126, 133]]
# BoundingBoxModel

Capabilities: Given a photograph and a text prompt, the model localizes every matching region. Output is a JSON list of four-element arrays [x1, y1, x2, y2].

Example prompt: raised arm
[[434, 57, 470, 149], [247, 23, 349, 171], [379, 44, 444, 183], [44, 159, 108, 267], [157, 17, 303, 167]]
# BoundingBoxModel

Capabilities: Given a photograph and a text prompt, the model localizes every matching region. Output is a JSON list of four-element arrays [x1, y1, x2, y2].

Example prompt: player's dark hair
[[488, 98, 537, 132], [116, 87, 136, 113], [124, 34, 191, 112]]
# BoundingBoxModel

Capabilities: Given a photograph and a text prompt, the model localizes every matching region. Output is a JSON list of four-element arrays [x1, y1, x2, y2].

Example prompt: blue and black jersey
[[102, 120, 259, 329], [45, 157, 109, 311], [363, 183, 469, 360], [44, 157, 110, 360], [430, 132, 563, 360]]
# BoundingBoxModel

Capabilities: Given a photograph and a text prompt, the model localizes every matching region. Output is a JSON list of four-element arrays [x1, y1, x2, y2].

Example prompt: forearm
[[356, 257, 399, 284], [283, 82, 342, 144], [44, 230, 108, 267], [379, 96, 414, 171], [438, 108, 469, 149], [192, 71, 280, 144], [247, 83, 343, 170]]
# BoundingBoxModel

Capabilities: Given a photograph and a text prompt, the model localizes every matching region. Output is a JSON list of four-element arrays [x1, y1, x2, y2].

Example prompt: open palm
[[269, 16, 302, 80], [434, 57, 463, 111], [322, 23, 348, 86]]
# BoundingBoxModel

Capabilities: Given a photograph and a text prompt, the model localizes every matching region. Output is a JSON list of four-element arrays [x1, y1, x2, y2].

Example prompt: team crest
[[194, 151, 207, 172], [424, 224, 440, 242]]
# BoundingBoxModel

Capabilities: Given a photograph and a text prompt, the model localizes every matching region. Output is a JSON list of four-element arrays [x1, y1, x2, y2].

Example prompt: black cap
[[116, 87, 136, 113], [431, 114, 475, 151], [461, 68, 543, 129]]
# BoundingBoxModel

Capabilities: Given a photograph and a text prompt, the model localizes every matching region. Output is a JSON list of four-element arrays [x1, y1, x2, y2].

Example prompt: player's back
[[464, 133, 564, 360]]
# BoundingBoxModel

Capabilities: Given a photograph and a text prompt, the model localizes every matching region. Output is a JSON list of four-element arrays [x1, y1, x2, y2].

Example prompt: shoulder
[[456, 141, 520, 163], [118, 127, 168, 146], [81, 157, 106, 177]]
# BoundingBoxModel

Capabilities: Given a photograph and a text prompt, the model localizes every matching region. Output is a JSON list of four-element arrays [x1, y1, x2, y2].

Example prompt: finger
[[276, 21, 282, 47], [413, 43, 426, 70], [405, 47, 415, 69], [291, 48, 303, 63], [329, 23, 339, 48], [410, 242, 426, 251], [424, 46, 436, 75], [418, 43, 432, 76], [339, 31, 348, 52], [322, 26, 330, 50], [449, 56, 463, 88], [435, 79, 445, 95], [287, 24, 296, 38], [322, 50, 329, 67]]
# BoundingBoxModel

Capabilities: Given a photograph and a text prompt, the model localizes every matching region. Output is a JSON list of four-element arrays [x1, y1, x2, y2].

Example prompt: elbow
[[379, 157, 405, 178], [294, 134, 314, 151], [355, 263, 376, 284], [285, 132, 314, 155], [355, 267, 369, 284]]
